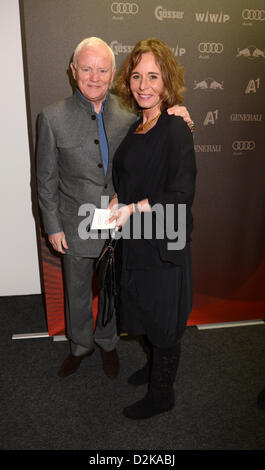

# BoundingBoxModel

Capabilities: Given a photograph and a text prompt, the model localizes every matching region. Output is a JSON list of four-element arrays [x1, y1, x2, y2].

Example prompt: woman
[[109, 38, 197, 419]]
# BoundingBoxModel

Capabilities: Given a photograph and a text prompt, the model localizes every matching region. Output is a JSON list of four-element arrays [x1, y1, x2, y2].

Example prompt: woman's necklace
[[134, 111, 162, 134]]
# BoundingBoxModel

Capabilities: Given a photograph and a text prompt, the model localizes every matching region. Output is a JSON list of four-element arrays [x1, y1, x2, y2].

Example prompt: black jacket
[[113, 111, 197, 268]]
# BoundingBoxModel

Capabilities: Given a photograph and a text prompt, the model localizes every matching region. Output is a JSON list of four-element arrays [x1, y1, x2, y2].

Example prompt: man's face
[[71, 44, 115, 111]]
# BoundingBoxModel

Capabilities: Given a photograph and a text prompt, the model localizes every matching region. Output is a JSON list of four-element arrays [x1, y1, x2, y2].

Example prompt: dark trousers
[[62, 254, 118, 356]]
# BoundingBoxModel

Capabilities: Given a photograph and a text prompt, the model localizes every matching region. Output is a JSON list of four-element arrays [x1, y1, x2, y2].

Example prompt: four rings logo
[[242, 9, 265, 21], [111, 2, 139, 15], [232, 141, 255, 153], [198, 42, 224, 58], [199, 43, 224, 53]]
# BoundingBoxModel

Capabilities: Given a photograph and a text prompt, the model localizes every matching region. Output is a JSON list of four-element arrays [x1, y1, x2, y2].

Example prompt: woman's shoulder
[[163, 110, 189, 129], [161, 111, 191, 141]]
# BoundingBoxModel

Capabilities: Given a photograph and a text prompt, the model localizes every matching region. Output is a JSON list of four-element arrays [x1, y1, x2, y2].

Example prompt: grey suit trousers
[[62, 254, 118, 356]]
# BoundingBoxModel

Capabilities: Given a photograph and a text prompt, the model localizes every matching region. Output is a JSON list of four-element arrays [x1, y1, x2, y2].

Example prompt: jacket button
[[91, 115, 96, 120], [94, 139, 99, 144], [104, 184, 108, 189], [98, 163, 103, 168]]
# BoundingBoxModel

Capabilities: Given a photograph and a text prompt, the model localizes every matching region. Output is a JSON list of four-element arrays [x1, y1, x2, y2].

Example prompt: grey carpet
[[1, 294, 265, 451]]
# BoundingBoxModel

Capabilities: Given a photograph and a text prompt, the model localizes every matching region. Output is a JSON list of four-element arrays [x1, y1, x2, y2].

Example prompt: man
[[37, 37, 192, 379]]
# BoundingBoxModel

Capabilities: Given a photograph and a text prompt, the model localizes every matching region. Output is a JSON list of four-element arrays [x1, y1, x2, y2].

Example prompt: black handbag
[[94, 231, 118, 327]]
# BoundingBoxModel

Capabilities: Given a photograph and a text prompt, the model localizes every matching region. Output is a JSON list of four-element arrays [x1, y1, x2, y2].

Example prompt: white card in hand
[[90, 208, 116, 230]]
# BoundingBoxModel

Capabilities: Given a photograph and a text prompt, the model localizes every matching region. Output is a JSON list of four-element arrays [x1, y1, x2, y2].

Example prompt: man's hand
[[48, 231, 68, 254], [167, 104, 190, 121], [167, 104, 195, 133], [108, 194, 119, 212]]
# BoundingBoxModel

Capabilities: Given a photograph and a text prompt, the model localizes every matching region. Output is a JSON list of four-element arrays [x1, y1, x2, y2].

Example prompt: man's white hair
[[72, 37, 116, 71]]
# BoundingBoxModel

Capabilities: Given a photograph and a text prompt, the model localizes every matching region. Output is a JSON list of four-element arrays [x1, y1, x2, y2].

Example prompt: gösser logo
[[198, 43, 224, 53], [154, 6, 184, 21], [242, 9, 265, 21], [111, 2, 139, 14], [232, 141, 255, 151], [110, 40, 134, 55]]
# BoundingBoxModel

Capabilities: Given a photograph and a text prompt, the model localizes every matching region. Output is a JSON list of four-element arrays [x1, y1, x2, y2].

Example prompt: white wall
[[0, 1, 41, 295]]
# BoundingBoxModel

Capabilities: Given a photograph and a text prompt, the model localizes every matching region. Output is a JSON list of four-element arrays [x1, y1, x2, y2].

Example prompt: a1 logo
[[245, 78, 260, 94]]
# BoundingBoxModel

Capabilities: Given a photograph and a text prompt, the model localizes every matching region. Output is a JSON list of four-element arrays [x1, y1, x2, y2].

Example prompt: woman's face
[[130, 52, 164, 114]]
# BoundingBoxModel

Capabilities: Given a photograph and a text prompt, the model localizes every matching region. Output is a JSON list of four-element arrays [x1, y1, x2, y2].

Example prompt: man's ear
[[70, 62, 76, 80], [111, 67, 116, 84]]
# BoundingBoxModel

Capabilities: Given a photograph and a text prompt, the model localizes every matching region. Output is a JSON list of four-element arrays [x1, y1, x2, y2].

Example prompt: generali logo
[[230, 113, 262, 122], [194, 144, 222, 153]]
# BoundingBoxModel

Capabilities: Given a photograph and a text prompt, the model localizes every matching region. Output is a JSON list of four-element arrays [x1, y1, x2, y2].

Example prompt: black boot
[[123, 342, 181, 420], [128, 336, 152, 385], [128, 361, 151, 385]]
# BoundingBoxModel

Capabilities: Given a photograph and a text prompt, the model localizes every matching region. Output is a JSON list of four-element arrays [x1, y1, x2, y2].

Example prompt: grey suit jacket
[[36, 91, 136, 257]]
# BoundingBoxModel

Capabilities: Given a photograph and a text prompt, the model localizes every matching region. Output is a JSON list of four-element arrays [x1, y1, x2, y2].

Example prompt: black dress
[[112, 111, 197, 348]]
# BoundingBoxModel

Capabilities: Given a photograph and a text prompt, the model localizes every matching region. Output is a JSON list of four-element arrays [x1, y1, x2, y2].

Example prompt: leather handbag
[[95, 231, 118, 327]]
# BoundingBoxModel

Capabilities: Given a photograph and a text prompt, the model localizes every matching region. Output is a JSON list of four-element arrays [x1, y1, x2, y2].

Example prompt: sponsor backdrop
[[20, 0, 265, 335]]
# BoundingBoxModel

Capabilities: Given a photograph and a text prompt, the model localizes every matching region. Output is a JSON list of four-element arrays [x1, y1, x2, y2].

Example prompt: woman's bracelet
[[134, 202, 140, 214], [187, 120, 195, 133]]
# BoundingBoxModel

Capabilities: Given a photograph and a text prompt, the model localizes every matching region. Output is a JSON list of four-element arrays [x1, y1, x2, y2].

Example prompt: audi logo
[[232, 141, 255, 151], [111, 2, 139, 14], [198, 43, 224, 54], [242, 9, 265, 21]]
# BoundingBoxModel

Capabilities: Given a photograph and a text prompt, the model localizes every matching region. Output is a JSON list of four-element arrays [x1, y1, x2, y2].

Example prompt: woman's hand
[[108, 203, 135, 230], [108, 199, 151, 229]]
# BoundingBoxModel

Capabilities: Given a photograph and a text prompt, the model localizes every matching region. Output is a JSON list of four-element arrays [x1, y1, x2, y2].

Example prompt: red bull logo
[[237, 46, 265, 59], [193, 78, 224, 91]]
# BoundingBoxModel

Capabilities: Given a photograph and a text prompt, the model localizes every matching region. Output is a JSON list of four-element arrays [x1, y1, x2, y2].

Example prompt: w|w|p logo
[[195, 11, 230, 23]]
